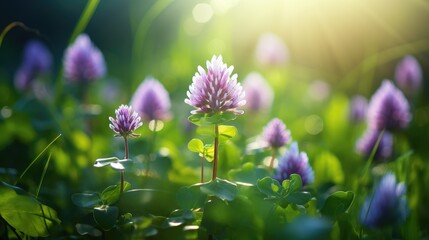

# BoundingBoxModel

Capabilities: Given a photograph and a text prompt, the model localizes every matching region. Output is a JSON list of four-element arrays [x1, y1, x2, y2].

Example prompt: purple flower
[[14, 40, 52, 90], [395, 55, 422, 94], [185, 55, 246, 115], [130, 77, 171, 121], [356, 129, 393, 160], [255, 33, 288, 66], [263, 118, 291, 149], [109, 104, 142, 137], [360, 173, 408, 229], [367, 80, 411, 131], [242, 72, 274, 112], [274, 142, 314, 186], [63, 34, 106, 83], [349, 95, 368, 123]]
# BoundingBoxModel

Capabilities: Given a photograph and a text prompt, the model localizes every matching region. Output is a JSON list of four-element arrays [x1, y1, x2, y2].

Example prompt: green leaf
[[94, 157, 134, 171], [188, 113, 206, 126], [200, 178, 238, 201], [204, 144, 214, 162], [288, 174, 303, 193], [76, 223, 102, 237], [285, 192, 312, 205], [228, 162, 270, 185], [177, 185, 206, 210], [188, 112, 237, 126], [93, 205, 119, 230], [72, 192, 102, 208], [314, 151, 344, 186], [110, 159, 134, 171], [0, 182, 61, 237], [218, 125, 237, 142], [188, 139, 204, 153], [320, 191, 354, 219], [101, 182, 131, 205], [94, 157, 120, 167], [257, 177, 282, 198]]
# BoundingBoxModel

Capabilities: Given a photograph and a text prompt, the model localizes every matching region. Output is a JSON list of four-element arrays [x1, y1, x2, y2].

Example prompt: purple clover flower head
[[185, 55, 246, 115], [255, 33, 288, 66], [63, 34, 106, 83], [395, 55, 422, 95], [130, 77, 171, 121], [242, 72, 274, 112], [14, 40, 52, 90], [349, 95, 368, 123], [274, 142, 314, 186], [263, 118, 291, 149], [109, 104, 142, 137], [360, 173, 408, 229], [356, 129, 393, 160], [367, 80, 411, 131]]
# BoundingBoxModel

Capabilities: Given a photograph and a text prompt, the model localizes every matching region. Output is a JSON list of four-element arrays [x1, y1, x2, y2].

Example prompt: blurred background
[[1, 0, 429, 237]]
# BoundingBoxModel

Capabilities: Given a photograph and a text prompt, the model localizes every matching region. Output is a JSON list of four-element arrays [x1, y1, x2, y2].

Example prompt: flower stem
[[212, 124, 219, 181], [146, 120, 158, 176], [121, 136, 129, 194], [269, 148, 277, 171]]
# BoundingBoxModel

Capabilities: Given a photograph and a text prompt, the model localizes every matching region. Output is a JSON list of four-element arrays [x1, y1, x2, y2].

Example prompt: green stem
[[212, 124, 219, 181], [121, 136, 129, 194], [146, 120, 158, 176], [269, 148, 277, 171]]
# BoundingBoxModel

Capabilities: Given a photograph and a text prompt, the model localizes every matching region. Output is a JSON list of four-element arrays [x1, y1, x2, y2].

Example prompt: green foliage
[[93, 205, 119, 231], [0, 182, 61, 237], [314, 151, 345, 186], [94, 157, 134, 171], [257, 174, 312, 209], [321, 191, 355, 219], [188, 112, 237, 126], [101, 181, 132, 205], [71, 192, 102, 208]]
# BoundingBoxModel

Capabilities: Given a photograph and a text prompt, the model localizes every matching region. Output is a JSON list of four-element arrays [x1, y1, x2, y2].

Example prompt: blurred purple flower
[[185, 55, 246, 115], [356, 129, 393, 160], [255, 32, 288, 66], [131, 77, 171, 121], [349, 95, 368, 123], [242, 72, 274, 112], [367, 80, 411, 130], [274, 142, 314, 186], [395, 55, 422, 94], [308, 80, 331, 102], [263, 118, 291, 149], [109, 104, 142, 137], [360, 173, 408, 229], [63, 34, 106, 83], [14, 40, 52, 90]]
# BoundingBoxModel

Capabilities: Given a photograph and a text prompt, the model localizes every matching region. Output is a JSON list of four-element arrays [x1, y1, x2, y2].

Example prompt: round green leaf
[[93, 205, 119, 230], [200, 178, 238, 201], [101, 182, 131, 205], [320, 191, 355, 219], [188, 139, 204, 153]]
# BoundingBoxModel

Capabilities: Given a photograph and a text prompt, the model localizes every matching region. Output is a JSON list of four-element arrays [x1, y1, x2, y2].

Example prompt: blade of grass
[[0, 21, 41, 48], [55, 0, 100, 101], [15, 134, 62, 185], [131, 0, 173, 83], [36, 152, 52, 199]]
